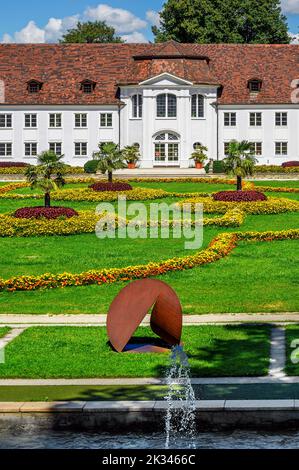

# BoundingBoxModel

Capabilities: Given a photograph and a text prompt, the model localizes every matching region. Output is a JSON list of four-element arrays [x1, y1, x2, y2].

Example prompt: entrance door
[[153, 132, 180, 166]]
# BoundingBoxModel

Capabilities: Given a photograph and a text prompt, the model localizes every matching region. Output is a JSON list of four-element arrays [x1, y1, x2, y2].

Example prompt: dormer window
[[81, 80, 96, 94], [248, 79, 262, 93], [27, 80, 43, 93]]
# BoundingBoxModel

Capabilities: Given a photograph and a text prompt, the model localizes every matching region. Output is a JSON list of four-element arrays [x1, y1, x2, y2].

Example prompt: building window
[[81, 80, 95, 94], [75, 114, 87, 128], [0, 142, 12, 157], [49, 113, 62, 128], [248, 79, 262, 93], [74, 142, 87, 157], [49, 142, 62, 155], [25, 142, 37, 157], [224, 142, 230, 155], [250, 112, 262, 126], [100, 113, 112, 127], [193, 142, 202, 150], [275, 142, 288, 156], [154, 132, 179, 164], [132, 94, 143, 118], [250, 142, 263, 156], [0, 114, 12, 128], [191, 94, 204, 118], [275, 112, 288, 127], [224, 112, 236, 126], [27, 80, 42, 93], [156, 93, 177, 118], [25, 114, 37, 128]]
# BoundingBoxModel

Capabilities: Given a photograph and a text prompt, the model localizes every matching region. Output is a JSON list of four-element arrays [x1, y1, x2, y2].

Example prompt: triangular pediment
[[139, 73, 193, 87]]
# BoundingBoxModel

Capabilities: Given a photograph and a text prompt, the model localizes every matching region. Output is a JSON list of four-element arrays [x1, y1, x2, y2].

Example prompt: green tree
[[223, 140, 257, 190], [25, 151, 66, 207], [153, 0, 290, 44], [94, 142, 126, 183], [60, 21, 123, 44]]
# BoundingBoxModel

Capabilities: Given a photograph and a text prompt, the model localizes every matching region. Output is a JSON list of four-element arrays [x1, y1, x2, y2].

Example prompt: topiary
[[84, 160, 99, 174]]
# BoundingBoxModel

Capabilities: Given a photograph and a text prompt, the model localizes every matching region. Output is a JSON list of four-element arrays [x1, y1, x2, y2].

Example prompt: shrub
[[213, 191, 267, 202], [13, 206, 78, 220], [84, 160, 99, 174], [0, 162, 29, 168], [282, 161, 299, 168], [205, 160, 225, 174], [89, 182, 133, 192], [254, 165, 299, 173]]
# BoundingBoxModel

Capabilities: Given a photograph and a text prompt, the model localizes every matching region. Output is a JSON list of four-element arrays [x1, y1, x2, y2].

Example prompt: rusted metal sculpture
[[107, 279, 182, 353]]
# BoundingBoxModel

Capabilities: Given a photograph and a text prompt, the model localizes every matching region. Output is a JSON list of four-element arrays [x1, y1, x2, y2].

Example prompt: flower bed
[[0, 162, 29, 168], [282, 161, 299, 168], [213, 190, 267, 202], [14, 206, 78, 220], [254, 165, 299, 173], [178, 196, 299, 215], [89, 181, 133, 192], [0, 211, 100, 237], [0, 165, 84, 175], [1, 228, 298, 292]]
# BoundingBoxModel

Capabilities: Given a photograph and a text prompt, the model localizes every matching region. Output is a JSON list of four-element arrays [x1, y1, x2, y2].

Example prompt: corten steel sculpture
[[107, 279, 182, 353]]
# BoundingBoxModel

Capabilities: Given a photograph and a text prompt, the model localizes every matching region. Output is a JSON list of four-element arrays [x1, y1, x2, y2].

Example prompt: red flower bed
[[213, 191, 267, 202], [14, 207, 79, 219], [281, 161, 299, 168], [89, 182, 133, 192], [0, 162, 29, 168]]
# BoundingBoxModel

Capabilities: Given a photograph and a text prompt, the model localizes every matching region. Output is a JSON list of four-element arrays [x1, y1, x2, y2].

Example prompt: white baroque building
[[0, 41, 298, 168]]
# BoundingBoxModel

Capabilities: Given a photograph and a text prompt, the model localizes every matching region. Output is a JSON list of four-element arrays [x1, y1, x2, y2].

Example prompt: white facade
[[0, 73, 298, 167]]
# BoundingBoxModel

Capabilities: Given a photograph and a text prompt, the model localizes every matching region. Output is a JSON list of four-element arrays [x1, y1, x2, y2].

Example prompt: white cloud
[[146, 10, 161, 28], [121, 32, 148, 43], [3, 20, 46, 43], [281, 0, 299, 14], [1, 3, 149, 43], [290, 33, 299, 43], [84, 4, 147, 33]]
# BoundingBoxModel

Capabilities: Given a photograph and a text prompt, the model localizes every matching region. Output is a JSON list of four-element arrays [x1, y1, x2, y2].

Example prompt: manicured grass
[[285, 325, 299, 376], [0, 325, 271, 378], [1, 238, 297, 315], [0, 385, 167, 402], [253, 180, 299, 188], [0, 327, 10, 338]]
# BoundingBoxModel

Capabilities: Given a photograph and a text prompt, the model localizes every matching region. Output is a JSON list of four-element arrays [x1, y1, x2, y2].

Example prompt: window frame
[[24, 114, 37, 128], [74, 142, 88, 157], [250, 142, 263, 157], [100, 113, 113, 128], [249, 112, 262, 127], [0, 142, 12, 157], [0, 114, 12, 128], [49, 113, 62, 128], [275, 112, 288, 127], [131, 94, 143, 119], [224, 112, 236, 127], [74, 113, 87, 128], [49, 142, 62, 156], [24, 142, 38, 157], [156, 93, 177, 118], [191, 94, 205, 119], [275, 141, 288, 156]]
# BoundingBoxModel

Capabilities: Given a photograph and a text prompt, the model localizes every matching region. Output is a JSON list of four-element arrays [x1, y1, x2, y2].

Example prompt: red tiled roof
[[0, 42, 298, 105]]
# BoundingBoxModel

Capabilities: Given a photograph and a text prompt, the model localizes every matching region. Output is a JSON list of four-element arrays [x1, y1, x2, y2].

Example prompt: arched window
[[191, 94, 204, 118], [153, 132, 180, 165], [156, 93, 177, 118], [132, 94, 143, 118]]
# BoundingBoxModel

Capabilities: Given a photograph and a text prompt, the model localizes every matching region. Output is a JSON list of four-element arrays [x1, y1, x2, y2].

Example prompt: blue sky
[[0, 1, 298, 43]]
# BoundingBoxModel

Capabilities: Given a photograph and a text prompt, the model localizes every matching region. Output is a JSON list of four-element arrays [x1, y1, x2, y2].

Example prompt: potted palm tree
[[94, 142, 126, 182], [189, 144, 208, 169], [122, 144, 140, 169], [223, 140, 257, 190], [25, 150, 66, 207]]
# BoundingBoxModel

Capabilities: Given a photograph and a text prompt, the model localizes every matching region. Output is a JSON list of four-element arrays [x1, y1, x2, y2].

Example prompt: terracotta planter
[[127, 162, 136, 169], [195, 162, 203, 169]]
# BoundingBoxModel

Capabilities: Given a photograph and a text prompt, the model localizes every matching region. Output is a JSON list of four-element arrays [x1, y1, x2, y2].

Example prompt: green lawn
[[0, 325, 271, 378], [0, 179, 298, 315], [0, 327, 10, 338], [285, 325, 299, 376]]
